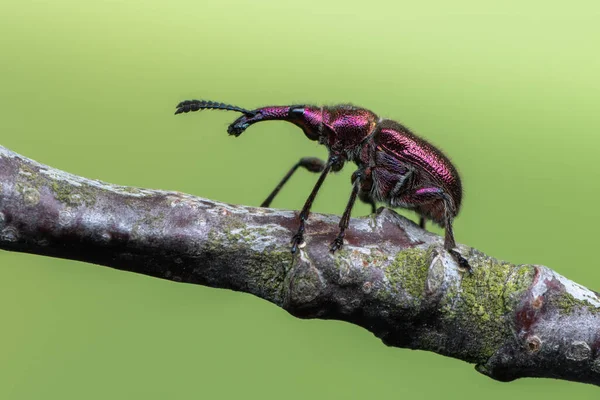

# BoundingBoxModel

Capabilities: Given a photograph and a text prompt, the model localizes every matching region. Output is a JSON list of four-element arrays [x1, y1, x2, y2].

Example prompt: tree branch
[[1, 145, 599, 386]]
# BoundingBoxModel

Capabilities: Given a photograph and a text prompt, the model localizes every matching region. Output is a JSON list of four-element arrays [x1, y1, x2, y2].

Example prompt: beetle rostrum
[[175, 99, 470, 270]]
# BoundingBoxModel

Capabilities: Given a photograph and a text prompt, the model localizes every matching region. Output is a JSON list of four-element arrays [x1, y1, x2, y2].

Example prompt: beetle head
[[176, 100, 378, 153], [226, 105, 325, 141], [272, 104, 379, 151]]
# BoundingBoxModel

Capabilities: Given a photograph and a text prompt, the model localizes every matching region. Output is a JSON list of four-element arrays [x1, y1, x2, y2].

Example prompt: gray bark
[[1, 145, 599, 386]]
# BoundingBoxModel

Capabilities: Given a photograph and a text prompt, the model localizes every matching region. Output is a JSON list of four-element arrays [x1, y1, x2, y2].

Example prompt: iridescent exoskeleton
[[175, 100, 468, 269]]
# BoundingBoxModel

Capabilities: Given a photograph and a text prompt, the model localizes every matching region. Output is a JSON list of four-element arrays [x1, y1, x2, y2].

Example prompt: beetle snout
[[227, 112, 264, 136], [227, 120, 249, 136]]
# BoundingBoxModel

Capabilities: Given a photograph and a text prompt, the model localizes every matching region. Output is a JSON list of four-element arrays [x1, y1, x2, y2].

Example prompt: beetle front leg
[[330, 178, 360, 252], [291, 156, 339, 253], [261, 157, 326, 208]]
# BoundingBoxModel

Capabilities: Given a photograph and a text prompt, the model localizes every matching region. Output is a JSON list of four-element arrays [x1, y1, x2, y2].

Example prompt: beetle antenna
[[175, 100, 256, 116]]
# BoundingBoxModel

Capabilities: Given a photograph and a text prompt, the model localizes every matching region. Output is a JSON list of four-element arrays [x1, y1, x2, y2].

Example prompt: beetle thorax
[[320, 105, 379, 158]]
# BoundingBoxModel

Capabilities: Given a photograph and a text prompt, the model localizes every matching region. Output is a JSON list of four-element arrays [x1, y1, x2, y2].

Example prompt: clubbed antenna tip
[[174, 100, 256, 116]]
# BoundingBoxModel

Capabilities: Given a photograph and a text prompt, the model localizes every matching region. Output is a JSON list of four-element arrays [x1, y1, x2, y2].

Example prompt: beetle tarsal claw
[[290, 232, 306, 253], [329, 237, 345, 253], [449, 249, 472, 274]]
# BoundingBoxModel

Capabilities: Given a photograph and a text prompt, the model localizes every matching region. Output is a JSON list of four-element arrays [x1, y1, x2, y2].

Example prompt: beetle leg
[[330, 177, 361, 252], [261, 157, 326, 208], [398, 187, 470, 272], [367, 198, 377, 214], [352, 169, 377, 214], [419, 216, 426, 229], [291, 156, 339, 253], [436, 198, 471, 271]]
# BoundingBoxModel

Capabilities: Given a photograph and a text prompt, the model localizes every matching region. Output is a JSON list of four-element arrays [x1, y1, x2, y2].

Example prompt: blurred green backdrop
[[1, 0, 600, 398]]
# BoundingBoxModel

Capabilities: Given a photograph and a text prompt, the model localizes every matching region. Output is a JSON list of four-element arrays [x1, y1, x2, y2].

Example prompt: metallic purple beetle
[[175, 100, 469, 269]]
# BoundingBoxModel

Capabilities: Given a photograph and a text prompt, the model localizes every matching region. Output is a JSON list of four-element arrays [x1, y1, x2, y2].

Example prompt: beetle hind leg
[[396, 187, 471, 272], [443, 216, 471, 272], [358, 191, 377, 214]]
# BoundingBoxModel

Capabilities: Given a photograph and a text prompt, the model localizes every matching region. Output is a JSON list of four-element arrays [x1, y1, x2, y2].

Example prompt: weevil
[[175, 100, 469, 270]]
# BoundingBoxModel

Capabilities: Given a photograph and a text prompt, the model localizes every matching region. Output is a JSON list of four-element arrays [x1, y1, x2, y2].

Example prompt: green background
[[1, 0, 599, 398]]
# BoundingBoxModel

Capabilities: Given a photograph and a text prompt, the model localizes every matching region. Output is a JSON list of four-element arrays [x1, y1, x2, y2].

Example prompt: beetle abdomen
[[374, 120, 462, 211]]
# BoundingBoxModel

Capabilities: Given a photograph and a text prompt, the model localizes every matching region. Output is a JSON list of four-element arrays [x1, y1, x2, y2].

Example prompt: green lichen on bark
[[18, 164, 38, 179], [204, 223, 293, 305], [15, 166, 44, 198], [333, 248, 352, 265], [120, 186, 144, 194], [219, 214, 249, 242], [50, 180, 97, 207], [386, 247, 431, 301], [130, 211, 167, 240], [246, 248, 292, 305], [364, 248, 391, 268], [440, 259, 535, 362], [15, 182, 40, 206], [13, 164, 59, 207], [554, 292, 600, 315], [332, 247, 353, 275], [16, 159, 104, 208]]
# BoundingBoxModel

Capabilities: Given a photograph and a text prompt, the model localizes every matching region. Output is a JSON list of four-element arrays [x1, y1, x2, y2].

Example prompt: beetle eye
[[288, 106, 305, 119]]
